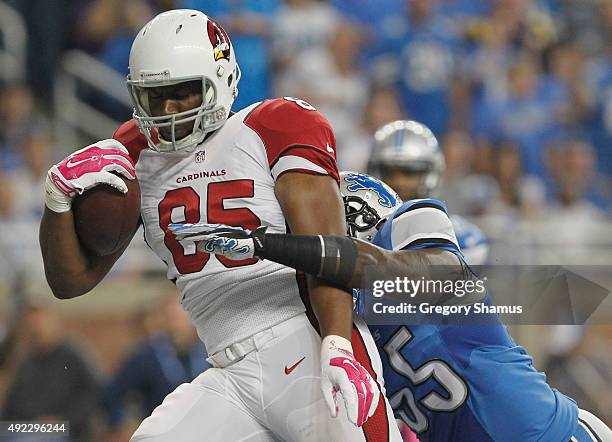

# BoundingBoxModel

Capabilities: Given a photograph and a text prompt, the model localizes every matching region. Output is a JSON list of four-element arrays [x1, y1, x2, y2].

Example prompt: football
[[72, 174, 141, 256]]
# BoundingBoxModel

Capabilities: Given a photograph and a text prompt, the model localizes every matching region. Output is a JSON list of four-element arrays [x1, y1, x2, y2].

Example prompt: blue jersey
[[368, 198, 580, 441]]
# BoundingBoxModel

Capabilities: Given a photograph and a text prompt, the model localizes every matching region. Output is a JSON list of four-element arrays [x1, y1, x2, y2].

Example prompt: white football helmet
[[339, 171, 402, 242], [127, 9, 241, 152], [368, 120, 444, 197]]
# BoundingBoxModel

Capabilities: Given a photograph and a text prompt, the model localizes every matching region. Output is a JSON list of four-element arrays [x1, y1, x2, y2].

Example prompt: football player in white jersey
[[39, 9, 401, 442]]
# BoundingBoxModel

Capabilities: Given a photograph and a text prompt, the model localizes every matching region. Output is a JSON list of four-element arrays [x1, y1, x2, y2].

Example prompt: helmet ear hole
[[227, 73, 233, 87]]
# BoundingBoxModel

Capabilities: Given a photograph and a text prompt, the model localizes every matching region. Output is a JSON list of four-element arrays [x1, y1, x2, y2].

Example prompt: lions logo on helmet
[[340, 172, 402, 241], [344, 172, 398, 208]]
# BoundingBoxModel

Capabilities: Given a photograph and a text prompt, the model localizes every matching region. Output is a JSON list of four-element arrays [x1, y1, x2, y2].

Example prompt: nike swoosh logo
[[326, 143, 334, 153], [342, 359, 359, 371], [285, 356, 305, 375], [66, 158, 90, 168]]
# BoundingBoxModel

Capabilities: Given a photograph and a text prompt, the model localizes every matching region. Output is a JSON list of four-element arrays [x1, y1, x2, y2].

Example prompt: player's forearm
[[255, 233, 379, 289], [255, 233, 464, 289], [309, 278, 354, 339], [275, 173, 354, 340], [39, 208, 104, 298], [253, 233, 358, 288]]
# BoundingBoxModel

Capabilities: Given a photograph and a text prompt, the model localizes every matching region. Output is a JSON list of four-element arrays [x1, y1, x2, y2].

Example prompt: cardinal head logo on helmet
[[207, 18, 231, 62]]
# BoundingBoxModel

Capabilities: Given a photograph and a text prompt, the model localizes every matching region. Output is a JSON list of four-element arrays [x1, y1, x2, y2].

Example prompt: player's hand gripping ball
[[45, 139, 140, 256]]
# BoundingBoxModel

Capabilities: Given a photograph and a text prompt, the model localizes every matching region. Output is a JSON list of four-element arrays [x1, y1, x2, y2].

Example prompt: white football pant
[[130, 313, 401, 441]]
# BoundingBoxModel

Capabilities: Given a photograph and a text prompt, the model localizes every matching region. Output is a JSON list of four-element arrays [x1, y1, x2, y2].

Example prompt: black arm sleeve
[[253, 232, 358, 288]]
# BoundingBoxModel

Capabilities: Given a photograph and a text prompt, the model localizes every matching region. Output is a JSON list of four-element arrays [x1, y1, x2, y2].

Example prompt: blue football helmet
[[368, 120, 444, 198], [339, 171, 402, 241]]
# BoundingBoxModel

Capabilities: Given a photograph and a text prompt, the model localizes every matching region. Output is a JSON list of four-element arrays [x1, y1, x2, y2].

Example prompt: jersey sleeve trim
[[576, 415, 603, 442], [401, 200, 449, 214], [391, 207, 459, 251], [395, 233, 460, 251], [269, 145, 336, 169], [401, 238, 460, 250], [271, 155, 328, 180]]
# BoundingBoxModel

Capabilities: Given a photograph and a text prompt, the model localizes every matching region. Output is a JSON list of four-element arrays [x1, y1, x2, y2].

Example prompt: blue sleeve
[[465, 346, 578, 442], [373, 199, 461, 256]]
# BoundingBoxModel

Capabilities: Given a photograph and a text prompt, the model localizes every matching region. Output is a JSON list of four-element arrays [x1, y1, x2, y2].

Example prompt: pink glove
[[398, 420, 420, 442], [45, 139, 136, 213], [320, 335, 380, 427]]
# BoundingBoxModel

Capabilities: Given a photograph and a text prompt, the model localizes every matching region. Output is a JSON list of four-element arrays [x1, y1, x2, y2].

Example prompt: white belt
[[207, 327, 276, 368]]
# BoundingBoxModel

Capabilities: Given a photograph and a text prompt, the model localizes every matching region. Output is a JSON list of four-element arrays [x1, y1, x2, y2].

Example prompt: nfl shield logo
[[195, 151, 205, 163]]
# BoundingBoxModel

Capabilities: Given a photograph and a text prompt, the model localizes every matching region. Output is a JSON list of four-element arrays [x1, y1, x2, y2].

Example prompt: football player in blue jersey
[[367, 120, 488, 267], [170, 170, 611, 442]]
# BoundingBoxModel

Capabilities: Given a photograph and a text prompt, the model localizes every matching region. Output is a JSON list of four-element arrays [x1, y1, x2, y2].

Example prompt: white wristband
[[44, 174, 73, 213], [321, 335, 353, 355]]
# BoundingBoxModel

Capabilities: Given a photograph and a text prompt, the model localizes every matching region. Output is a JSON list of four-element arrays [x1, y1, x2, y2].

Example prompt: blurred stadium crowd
[[0, 0, 610, 440]]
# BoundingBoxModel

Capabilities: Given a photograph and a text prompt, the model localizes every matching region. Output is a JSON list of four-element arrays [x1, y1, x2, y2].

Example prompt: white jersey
[[113, 98, 339, 354]]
